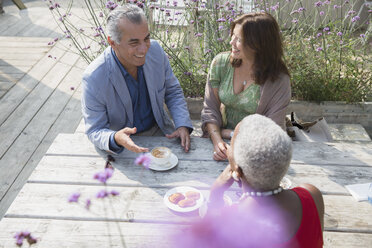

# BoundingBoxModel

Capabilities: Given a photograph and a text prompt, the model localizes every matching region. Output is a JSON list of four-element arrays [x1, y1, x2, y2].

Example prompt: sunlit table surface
[[0, 133, 371, 247]]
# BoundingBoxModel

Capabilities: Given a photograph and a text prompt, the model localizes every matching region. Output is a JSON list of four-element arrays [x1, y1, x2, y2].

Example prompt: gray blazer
[[82, 40, 193, 152]]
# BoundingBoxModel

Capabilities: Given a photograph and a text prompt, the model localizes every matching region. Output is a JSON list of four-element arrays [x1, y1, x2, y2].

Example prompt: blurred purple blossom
[[110, 190, 120, 196], [360, 34, 365, 38], [85, 199, 91, 210], [93, 168, 114, 183], [134, 154, 151, 169], [190, 20, 195, 24], [337, 32, 343, 36], [217, 18, 226, 23], [218, 25, 224, 30], [106, 1, 118, 10], [323, 27, 330, 32], [184, 71, 192, 76], [292, 19, 298, 24], [316, 33, 322, 38], [324, 0, 330, 4], [351, 16, 360, 22], [195, 32, 202, 37], [315, 1, 323, 7], [14, 231, 37, 246], [316, 47, 323, 52], [96, 189, 109, 199], [334, 5, 340, 9], [217, 38, 223, 42], [68, 192, 81, 202], [173, 1, 178, 7], [319, 11, 325, 16]]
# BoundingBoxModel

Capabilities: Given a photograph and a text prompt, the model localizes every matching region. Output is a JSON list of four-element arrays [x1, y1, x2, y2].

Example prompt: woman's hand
[[209, 164, 234, 206], [213, 141, 229, 161]]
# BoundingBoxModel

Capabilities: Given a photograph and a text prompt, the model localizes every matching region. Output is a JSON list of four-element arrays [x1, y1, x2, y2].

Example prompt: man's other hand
[[114, 127, 149, 153], [165, 127, 190, 152]]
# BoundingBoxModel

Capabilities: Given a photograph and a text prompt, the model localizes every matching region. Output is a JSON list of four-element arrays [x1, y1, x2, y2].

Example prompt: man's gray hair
[[233, 114, 292, 191], [106, 4, 146, 44]]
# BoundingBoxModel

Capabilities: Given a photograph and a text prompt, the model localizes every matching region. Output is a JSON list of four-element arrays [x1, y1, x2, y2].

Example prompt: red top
[[279, 187, 323, 248]]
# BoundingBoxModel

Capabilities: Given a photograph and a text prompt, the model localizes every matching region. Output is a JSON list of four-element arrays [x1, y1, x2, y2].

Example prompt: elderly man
[[82, 4, 193, 158]]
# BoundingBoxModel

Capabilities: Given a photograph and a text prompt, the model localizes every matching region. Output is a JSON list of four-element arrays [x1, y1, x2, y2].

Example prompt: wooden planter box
[[185, 98, 372, 137]]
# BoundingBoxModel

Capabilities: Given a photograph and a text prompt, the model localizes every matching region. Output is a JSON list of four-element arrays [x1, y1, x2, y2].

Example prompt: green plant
[[47, 0, 371, 102]]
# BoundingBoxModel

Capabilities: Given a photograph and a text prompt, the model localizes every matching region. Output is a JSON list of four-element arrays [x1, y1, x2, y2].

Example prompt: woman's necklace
[[239, 186, 283, 200]]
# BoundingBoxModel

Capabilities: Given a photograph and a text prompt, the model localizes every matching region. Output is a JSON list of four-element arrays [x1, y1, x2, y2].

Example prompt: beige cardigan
[[201, 73, 291, 136]]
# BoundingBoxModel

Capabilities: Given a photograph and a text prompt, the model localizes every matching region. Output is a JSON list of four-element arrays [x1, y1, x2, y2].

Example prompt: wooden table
[[0, 133, 371, 247]]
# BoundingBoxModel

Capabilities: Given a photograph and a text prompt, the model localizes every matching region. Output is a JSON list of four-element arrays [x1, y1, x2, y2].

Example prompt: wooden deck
[[0, 0, 86, 219], [0, 1, 372, 247]]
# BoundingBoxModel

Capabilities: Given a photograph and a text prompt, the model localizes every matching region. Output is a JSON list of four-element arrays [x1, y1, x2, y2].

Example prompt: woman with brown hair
[[201, 12, 291, 161]]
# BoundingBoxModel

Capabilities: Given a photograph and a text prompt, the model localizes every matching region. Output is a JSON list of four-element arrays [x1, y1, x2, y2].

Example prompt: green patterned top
[[209, 52, 260, 129]]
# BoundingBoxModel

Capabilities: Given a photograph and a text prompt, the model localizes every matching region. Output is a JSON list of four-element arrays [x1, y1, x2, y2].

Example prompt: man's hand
[[114, 127, 149, 153], [165, 127, 190, 152]]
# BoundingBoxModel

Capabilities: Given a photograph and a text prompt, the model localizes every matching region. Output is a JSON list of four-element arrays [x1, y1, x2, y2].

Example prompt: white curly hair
[[233, 114, 292, 191]]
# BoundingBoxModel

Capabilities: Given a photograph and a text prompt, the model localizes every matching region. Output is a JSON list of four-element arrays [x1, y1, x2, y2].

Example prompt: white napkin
[[345, 183, 371, 201]]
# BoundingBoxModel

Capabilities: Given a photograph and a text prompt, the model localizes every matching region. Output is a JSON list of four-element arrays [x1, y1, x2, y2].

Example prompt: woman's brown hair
[[230, 12, 289, 85]]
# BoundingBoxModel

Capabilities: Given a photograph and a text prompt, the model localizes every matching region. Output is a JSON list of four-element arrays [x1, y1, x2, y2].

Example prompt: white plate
[[149, 153, 178, 171], [164, 186, 204, 213]]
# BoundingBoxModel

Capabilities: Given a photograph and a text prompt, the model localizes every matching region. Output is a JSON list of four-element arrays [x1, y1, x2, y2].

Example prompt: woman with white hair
[[180, 114, 324, 248]]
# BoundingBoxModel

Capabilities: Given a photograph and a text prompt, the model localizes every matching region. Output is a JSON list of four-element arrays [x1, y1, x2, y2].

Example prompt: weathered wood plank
[[0, 59, 39, 66], [0, 217, 370, 248], [46, 134, 372, 166], [0, 41, 65, 125], [0, 218, 180, 248], [0, 61, 72, 158], [4, 183, 372, 232], [27, 154, 372, 195], [0, 47, 50, 54], [0, 59, 81, 201], [0, 65, 31, 74], [323, 232, 372, 247], [0, 77, 83, 219]]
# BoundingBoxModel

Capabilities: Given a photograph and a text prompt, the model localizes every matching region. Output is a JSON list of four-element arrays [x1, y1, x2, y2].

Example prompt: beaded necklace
[[239, 186, 283, 200]]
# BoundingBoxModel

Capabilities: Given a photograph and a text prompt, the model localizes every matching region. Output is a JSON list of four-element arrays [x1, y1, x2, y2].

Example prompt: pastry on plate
[[168, 193, 185, 204], [185, 191, 200, 200], [178, 198, 196, 208]]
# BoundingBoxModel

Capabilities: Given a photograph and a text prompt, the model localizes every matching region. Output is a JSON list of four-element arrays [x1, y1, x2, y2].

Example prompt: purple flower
[[54, 2, 60, 8], [337, 32, 343, 36], [360, 34, 365, 38], [315, 1, 323, 7], [319, 11, 325, 16], [49, 5, 54, 10], [110, 190, 120, 196], [135, 154, 151, 169], [334, 5, 340, 9], [195, 32, 202, 37], [298, 7, 305, 12], [93, 168, 114, 183], [351, 16, 360, 23], [218, 25, 224, 30], [323, 27, 330, 32], [324, 0, 330, 4], [316, 47, 323, 52], [68, 192, 81, 202], [217, 18, 226, 23], [316, 33, 322, 38], [47, 41, 54, 45], [173, 1, 178, 6], [106, 1, 118, 10], [292, 19, 298, 24], [54, 37, 59, 42], [70, 86, 75, 91], [190, 20, 195, 24], [217, 38, 223, 42], [96, 189, 109, 199], [85, 199, 91, 210]]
